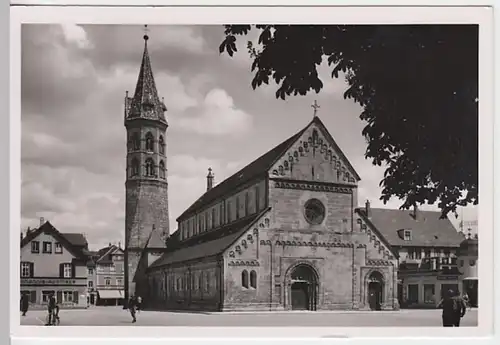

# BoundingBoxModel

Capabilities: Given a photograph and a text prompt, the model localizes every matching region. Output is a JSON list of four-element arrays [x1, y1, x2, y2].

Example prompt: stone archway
[[288, 264, 319, 311], [366, 271, 385, 311]]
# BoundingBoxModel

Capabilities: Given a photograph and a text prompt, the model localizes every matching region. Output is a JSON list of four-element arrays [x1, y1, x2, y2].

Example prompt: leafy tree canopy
[[220, 25, 478, 218]]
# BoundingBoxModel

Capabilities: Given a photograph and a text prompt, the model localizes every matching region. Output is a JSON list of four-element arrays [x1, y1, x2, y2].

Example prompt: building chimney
[[118, 241, 121, 248], [39, 217, 44, 226], [20, 232, 23, 241], [206, 167, 214, 192], [26, 226, 31, 234], [365, 200, 371, 218], [413, 204, 419, 220]]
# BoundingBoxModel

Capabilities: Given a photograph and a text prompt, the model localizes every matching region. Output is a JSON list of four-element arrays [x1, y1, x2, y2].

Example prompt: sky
[[20, 24, 478, 250]]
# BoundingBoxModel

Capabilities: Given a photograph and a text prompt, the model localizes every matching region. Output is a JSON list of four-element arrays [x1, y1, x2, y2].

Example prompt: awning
[[98, 290, 123, 299]]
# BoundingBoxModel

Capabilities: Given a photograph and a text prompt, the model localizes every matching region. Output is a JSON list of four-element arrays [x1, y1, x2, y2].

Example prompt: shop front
[[20, 277, 88, 309], [399, 273, 461, 308]]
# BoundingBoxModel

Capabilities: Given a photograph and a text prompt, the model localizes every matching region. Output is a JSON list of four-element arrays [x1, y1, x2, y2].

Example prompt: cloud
[[60, 23, 93, 49], [173, 88, 253, 136]]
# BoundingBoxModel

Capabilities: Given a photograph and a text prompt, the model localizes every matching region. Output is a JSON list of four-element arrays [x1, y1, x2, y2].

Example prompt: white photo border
[[6, 2, 497, 345]]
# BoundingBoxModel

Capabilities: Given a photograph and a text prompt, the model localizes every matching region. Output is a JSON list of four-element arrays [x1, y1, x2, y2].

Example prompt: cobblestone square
[[19, 307, 478, 327]]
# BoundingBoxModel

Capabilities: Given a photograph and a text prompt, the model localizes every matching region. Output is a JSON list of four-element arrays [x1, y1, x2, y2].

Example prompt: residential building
[[20, 219, 90, 309], [359, 204, 476, 308], [93, 244, 125, 306]]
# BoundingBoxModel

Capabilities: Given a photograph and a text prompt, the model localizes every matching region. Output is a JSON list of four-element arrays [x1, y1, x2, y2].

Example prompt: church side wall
[[146, 257, 222, 311]]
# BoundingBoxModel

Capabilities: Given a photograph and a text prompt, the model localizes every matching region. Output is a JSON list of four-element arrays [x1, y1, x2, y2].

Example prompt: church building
[[124, 30, 400, 311]]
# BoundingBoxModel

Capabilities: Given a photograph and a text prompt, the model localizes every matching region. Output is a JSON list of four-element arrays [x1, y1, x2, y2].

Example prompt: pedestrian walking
[[128, 295, 137, 323], [437, 289, 466, 327], [136, 296, 142, 313], [45, 292, 59, 326], [20, 292, 29, 316]]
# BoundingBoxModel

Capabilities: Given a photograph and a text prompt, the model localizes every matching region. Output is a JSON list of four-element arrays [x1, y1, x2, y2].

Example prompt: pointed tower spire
[[126, 25, 167, 124]]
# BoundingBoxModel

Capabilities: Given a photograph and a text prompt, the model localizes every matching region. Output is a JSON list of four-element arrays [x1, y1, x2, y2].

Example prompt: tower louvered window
[[145, 132, 154, 152], [159, 135, 165, 155], [145, 158, 155, 177]]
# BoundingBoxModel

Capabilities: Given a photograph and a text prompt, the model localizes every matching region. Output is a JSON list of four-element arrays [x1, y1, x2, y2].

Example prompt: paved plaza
[[19, 307, 478, 327]]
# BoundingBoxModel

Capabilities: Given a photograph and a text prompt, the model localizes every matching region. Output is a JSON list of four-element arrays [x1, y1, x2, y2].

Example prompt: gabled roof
[[126, 34, 167, 124], [150, 208, 269, 269], [95, 244, 125, 264], [312, 116, 361, 181], [358, 208, 464, 248], [20, 221, 88, 259], [177, 123, 311, 221], [61, 233, 88, 248]]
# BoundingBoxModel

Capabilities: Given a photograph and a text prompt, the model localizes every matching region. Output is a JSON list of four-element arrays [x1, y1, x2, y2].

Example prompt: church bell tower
[[124, 27, 169, 300]]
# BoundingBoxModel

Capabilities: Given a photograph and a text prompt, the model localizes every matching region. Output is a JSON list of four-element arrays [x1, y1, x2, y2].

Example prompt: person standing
[[20, 292, 29, 316], [453, 291, 467, 327], [128, 295, 137, 323], [45, 293, 57, 326], [437, 289, 458, 327]]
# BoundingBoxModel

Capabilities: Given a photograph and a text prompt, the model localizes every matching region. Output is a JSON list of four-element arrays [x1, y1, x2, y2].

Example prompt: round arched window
[[459, 260, 464, 267], [304, 199, 326, 225]]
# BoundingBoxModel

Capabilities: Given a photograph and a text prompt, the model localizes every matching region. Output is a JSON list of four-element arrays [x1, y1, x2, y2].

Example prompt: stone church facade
[[125, 31, 399, 311]]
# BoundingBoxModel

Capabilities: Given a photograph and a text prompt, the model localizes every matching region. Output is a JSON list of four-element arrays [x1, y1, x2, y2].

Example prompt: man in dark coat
[[128, 295, 137, 323], [452, 291, 467, 327], [437, 289, 467, 327], [20, 293, 29, 316]]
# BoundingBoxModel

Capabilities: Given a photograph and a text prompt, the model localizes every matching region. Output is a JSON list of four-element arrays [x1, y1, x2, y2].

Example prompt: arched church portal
[[289, 264, 318, 311], [367, 271, 384, 311]]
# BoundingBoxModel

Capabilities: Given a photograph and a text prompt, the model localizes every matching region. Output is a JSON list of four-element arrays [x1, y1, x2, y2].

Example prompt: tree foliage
[[220, 25, 478, 217]]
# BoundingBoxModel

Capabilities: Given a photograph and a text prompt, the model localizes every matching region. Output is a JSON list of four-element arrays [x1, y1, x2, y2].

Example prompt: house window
[[424, 249, 432, 258], [469, 260, 476, 266], [63, 263, 72, 278], [55, 242, 63, 254], [212, 208, 216, 229], [88, 281, 93, 288], [62, 291, 74, 303], [21, 262, 31, 278], [236, 196, 240, 219], [42, 290, 55, 304], [220, 203, 225, 225], [404, 230, 412, 241], [245, 192, 250, 215], [250, 270, 257, 289], [88, 268, 94, 275], [255, 186, 260, 211], [227, 201, 232, 223], [444, 249, 451, 257], [31, 241, 40, 254], [242, 270, 249, 288], [424, 284, 435, 304], [407, 284, 419, 304], [105, 277, 111, 286], [42, 241, 52, 254], [117, 278, 123, 286]]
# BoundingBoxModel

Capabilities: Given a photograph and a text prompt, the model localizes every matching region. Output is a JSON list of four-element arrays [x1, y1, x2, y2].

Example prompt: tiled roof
[[150, 209, 269, 269], [126, 35, 167, 124], [359, 208, 464, 248], [177, 127, 309, 221], [20, 222, 88, 259], [61, 233, 88, 247]]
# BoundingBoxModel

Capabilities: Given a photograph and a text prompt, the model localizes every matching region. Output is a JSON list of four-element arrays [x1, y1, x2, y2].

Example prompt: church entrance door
[[367, 271, 384, 311], [289, 264, 318, 311]]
